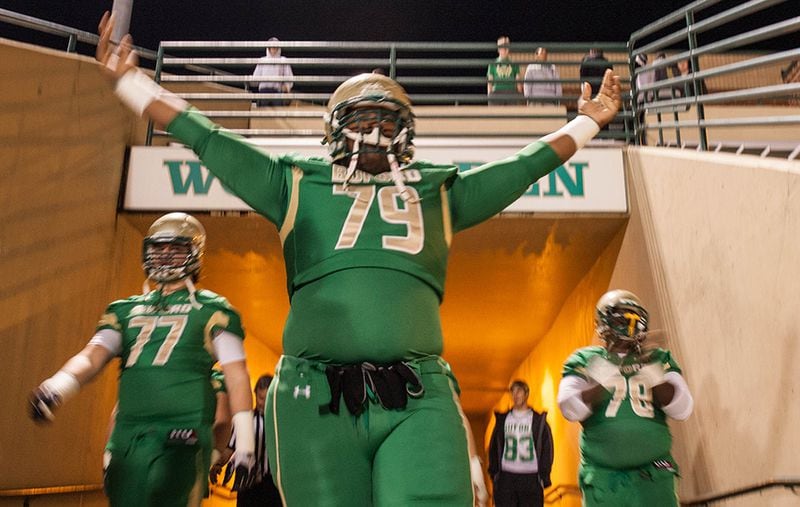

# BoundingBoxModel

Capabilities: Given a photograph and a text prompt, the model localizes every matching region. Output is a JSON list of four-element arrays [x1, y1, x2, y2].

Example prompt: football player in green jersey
[[95, 12, 621, 506], [557, 290, 694, 507], [30, 213, 256, 507]]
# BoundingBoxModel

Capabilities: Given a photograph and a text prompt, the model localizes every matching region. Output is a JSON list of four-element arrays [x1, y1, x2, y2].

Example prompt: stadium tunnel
[[3, 13, 800, 506]]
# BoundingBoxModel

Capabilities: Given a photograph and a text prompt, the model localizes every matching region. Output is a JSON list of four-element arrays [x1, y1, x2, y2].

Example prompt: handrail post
[[145, 44, 165, 146], [627, 40, 642, 145], [66, 33, 77, 53], [686, 8, 708, 151], [389, 45, 397, 80]]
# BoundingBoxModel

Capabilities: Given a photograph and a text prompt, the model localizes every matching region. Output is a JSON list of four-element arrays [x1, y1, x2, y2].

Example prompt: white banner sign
[[125, 139, 626, 213]]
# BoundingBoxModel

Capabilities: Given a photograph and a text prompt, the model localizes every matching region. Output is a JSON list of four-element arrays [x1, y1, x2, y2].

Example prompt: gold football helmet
[[323, 73, 415, 166], [595, 289, 649, 346], [142, 212, 206, 283]]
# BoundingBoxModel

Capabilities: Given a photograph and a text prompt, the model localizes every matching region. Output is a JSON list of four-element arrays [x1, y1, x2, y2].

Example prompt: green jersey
[[562, 346, 682, 469], [488, 58, 520, 92], [168, 110, 561, 362], [97, 288, 244, 426]]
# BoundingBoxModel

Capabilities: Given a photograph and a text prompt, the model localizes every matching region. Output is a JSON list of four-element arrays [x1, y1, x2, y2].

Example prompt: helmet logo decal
[[623, 312, 641, 337]]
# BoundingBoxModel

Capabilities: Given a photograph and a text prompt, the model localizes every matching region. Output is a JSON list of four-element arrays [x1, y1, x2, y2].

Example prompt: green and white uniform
[[100, 288, 244, 507], [488, 58, 520, 93], [168, 109, 563, 506], [562, 347, 682, 507]]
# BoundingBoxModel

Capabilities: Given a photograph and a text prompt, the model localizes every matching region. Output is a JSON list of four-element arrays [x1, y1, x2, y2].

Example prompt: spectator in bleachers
[[579, 48, 613, 96], [487, 36, 523, 105], [652, 52, 682, 100], [253, 37, 294, 107], [677, 59, 707, 97], [524, 47, 562, 106], [633, 53, 655, 144]]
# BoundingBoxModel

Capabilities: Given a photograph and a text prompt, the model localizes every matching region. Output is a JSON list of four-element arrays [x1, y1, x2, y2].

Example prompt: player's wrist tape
[[232, 411, 255, 455], [42, 370, 80, 404], [114, 69, 163, 116], [560, 115, 600, 149]]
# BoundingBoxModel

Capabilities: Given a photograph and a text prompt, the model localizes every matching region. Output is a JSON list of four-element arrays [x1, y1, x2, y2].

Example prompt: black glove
[[29, 386, 60, 423], [231, 464, 252, 492]]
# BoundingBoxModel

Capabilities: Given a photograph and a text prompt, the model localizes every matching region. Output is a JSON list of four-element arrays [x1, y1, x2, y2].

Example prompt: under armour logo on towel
[[293, 385, 311, 399], [167, 428, 199, 445], [652, 459, 676, 472]]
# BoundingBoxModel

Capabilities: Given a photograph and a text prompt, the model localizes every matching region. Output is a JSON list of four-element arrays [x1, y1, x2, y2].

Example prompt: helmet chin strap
[[387, 152, 418, 203], [141, 276, 202, 310], [342, 135, 361, 190], [341, 127, 418, 203], [184, 277, 202, 310]]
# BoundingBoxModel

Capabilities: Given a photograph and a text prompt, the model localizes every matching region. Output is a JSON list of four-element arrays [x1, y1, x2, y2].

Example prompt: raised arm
[[539, 69, 619, 160], [96, 12, 184, 127], [449, 70, 621, 231], [95, 12, 290, 226]]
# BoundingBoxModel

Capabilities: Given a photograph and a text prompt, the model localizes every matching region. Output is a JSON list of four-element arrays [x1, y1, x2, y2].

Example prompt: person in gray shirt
[[524, 47, 562, 106]]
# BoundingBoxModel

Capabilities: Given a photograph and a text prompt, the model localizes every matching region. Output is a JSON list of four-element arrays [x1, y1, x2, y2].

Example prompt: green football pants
[[265, 355, 474, 506], [105, 423, 211, 507], [579, 460, 679, 507]]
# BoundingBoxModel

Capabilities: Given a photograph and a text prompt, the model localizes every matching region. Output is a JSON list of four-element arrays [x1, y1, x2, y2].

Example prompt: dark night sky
[[1, 0, 797, 50]]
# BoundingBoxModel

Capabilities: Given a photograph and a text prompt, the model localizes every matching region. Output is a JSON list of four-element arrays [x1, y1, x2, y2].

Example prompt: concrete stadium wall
[[615, 148, 800, 506], [0, 39, 130, 505]]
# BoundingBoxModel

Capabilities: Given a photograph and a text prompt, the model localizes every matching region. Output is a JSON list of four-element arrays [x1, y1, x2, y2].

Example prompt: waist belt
[[321, 361, 425, 416]]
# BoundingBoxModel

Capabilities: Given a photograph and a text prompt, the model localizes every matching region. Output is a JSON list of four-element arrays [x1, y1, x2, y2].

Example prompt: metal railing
[[681, 477, 800, 506], [0, 483, 104, 506], [4, 4, 800, 157], [628, 0, 800, 155], [152, 39, 633, 144], [543, 482, 581, 504], [0, 8, 158, 65]]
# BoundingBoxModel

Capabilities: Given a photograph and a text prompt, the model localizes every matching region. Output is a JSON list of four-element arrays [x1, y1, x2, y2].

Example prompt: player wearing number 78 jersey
[[29, 213, 256, 507], [557, 290, 693, 507]]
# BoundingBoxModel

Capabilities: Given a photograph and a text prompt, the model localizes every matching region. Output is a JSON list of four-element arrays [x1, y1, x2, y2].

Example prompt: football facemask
[[323, 73, 415, 167], [142, 213, 205, 283], [595, 290, 649, 346]]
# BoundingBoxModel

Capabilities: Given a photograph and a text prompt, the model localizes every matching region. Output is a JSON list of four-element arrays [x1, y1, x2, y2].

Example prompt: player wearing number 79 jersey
[[95, 15, 623, 503], [557, 290, 693, 507]]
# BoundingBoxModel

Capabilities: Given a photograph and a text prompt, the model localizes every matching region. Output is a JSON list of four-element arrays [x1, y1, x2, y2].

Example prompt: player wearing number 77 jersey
[[557, 290, 693, 507], [29, 213, 256, 507], [95, 11, 621, 505]]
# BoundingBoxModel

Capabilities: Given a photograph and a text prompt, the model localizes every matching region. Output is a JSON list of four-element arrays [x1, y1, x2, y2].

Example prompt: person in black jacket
[[488, 380, 554, 507]]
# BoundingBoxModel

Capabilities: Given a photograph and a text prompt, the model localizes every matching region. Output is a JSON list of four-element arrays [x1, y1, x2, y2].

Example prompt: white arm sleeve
[[88, 329, 123, 356], [661, 371, 694, 420], [212, 331, 246, 365], [557, 375, 594, 422]]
